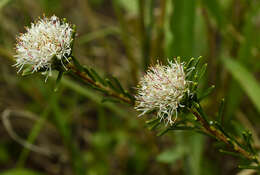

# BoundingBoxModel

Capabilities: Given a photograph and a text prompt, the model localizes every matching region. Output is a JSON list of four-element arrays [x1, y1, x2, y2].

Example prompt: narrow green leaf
[[217, 98, 225, 123], [238, 165, 260, 170], [198, 85, 215, 101], [90, 68, 107, 86], [83, 66, 96, 82], [21, 66, 33, 76], [222, 58, 260, 114], [109, 76, 128, 94], [148, 120, 161, 130], [54, 71, 63, 92], [197, 63, 207, 82], [71, 56, 83, 71], [219, 149, 244, 158], [146, 118, 160, 124], [105, 78, 117, 91], [157, 127, 169, 136], [101, 97, 121, 103], [242, 131, 255, 154]]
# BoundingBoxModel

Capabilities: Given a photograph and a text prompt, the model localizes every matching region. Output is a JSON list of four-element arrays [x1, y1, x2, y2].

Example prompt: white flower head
[[135, 60, 188, 125], [14, 15, 74, 76]]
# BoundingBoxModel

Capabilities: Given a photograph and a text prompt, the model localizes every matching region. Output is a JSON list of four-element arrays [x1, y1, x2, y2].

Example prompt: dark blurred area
[[0, 0, 260, 175]]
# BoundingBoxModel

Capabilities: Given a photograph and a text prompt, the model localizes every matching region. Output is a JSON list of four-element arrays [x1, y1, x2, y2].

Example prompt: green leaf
[[238, 165, 260, 170], [198, 85, 215, 101], [217, 98, 225, 123], [219, 149, 244, 158], [222, 58, 260, 114], [101, 97, 121, 103], [197, 63, 207, 82], [54, 71, 63, 92], [111, 77, 125, 93], [90, 68, 107, 86], [0, 169, 44, 175], [22, 66, 33, 76], [83, 66, 96, 82]]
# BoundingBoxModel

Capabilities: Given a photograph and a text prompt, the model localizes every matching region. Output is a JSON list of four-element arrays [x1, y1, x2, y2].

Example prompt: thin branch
[[190, 108, 259, 163], [67, 63, 133, 105]]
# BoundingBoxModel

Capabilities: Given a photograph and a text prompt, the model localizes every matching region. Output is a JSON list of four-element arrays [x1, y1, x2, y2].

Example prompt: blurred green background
[[0, 0, 260, 174]]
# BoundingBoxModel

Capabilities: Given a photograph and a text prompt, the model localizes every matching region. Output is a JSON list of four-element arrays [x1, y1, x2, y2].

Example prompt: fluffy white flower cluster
[[135, 60, 188, 125], [14, 15, 73, 75]]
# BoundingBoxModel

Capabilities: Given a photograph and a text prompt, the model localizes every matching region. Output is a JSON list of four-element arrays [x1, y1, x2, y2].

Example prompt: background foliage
[[0, 0, 260, 174]]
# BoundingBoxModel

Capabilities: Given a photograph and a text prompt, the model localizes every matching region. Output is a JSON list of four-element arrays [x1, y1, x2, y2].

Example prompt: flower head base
[[135, 60, 188, 125], [14, 15, 74, 77]]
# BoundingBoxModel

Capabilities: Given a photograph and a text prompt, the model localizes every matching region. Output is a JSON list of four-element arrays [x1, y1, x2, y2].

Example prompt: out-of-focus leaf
[[200, 0, 225, 27], [224, 3, 259, 122], [79, 27, 119, 44], [40, 0, 61, 13], [116, 0, 138, 14], [59, 76, 128, 118], [0, 144, 9, 162], [0, 0, 11, 10], [167, 0, 196, 60], [156, 145, 186, 163], [0, 169, 44, 175], [187, 133, 205, 175], [222, 58, 260, 114]]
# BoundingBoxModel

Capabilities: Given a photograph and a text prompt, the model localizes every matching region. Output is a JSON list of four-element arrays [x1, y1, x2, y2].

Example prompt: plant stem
[[67, 63, 133, 105], [190, 108, 259, 164]]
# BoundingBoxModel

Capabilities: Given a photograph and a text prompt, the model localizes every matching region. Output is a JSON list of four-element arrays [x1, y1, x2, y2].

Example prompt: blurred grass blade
[[187, 133, 205, 175], [222, 58, 260, 114], [59, 77, 128, 118], [167, 0, 196, 60], [0, 169, 44, 175], [200, 0, 225, 27], [224, 5, 258, 122], [156, 145, 186, 163], [17, 107, 51, 167], [0, 0, 11, 10], [79, 27, 119, 44]]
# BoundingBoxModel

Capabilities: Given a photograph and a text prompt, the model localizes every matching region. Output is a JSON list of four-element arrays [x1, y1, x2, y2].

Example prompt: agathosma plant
[[13, 15, 260, 170]]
